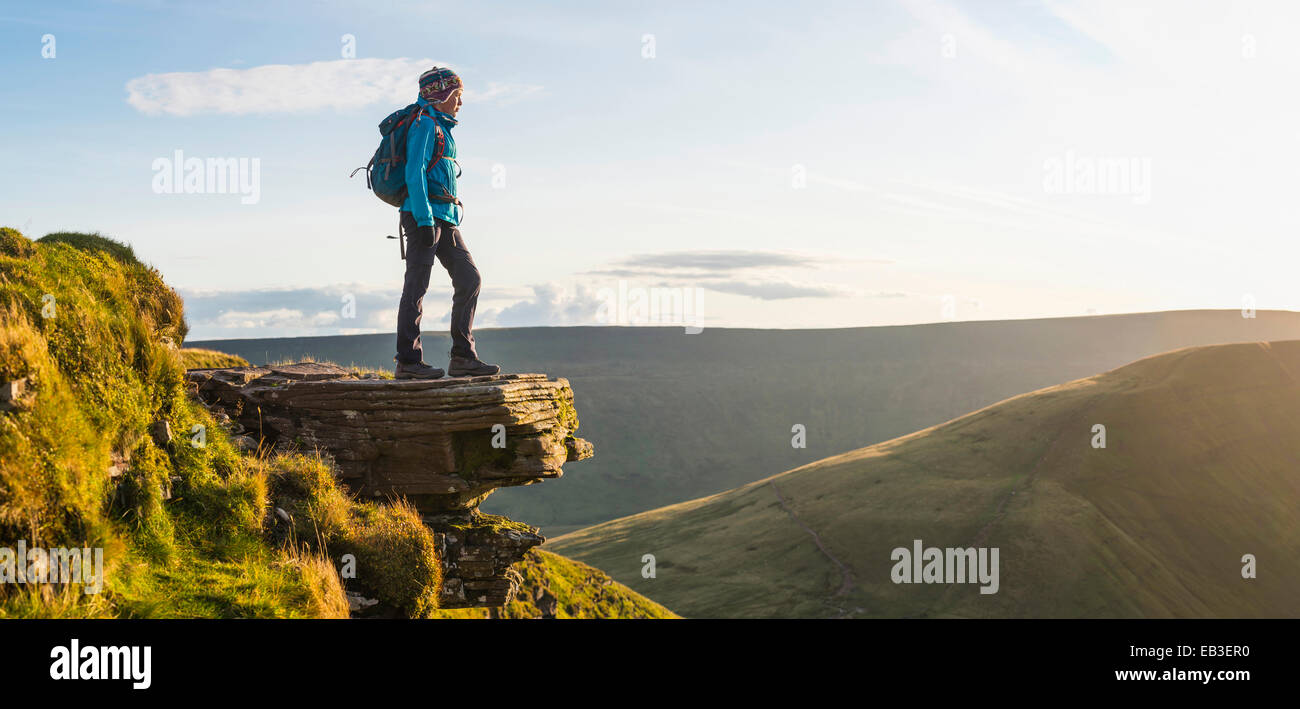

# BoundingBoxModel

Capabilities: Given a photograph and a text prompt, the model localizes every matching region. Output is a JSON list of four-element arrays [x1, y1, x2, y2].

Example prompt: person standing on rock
[[394, 66, 500, 380]]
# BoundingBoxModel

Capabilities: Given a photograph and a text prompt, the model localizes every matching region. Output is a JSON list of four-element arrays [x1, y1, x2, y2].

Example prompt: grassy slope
[[191, 311, 1300, 531], [0, 228, 440, 618], [548, 341, 1300, 618], [432, 549, 677, 619]]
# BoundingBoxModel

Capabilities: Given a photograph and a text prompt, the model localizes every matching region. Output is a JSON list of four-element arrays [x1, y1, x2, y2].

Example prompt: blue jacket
[[403, 96, 462, 227]]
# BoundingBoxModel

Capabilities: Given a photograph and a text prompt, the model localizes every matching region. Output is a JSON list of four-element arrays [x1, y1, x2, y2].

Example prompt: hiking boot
[[395, 361, 445, 380], [448, 355, 500, 377]]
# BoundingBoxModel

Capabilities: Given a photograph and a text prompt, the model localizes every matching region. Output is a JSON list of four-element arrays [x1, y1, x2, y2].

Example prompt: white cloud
[[125, 58, 542, 116], [696, 279, 895, 301], [366, 307, 399, 330], [181, 284, 404, 339], [213, 308, 338, 330], [484, 283, 607, 327], [471, 81, 544, 105]]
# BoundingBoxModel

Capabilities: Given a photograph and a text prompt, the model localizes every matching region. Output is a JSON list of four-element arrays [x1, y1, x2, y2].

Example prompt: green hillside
[[191, 311, 1300, 532], [0, 228, 457, 617], [547, 341, 1300, 618]]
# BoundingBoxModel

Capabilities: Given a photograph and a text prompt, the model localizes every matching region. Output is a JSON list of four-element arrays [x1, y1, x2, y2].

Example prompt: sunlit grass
[[0, 227, 426, 617]]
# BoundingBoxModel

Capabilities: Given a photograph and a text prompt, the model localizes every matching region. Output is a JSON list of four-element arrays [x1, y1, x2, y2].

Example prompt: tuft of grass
[[340, 500, 441, 616], [260, 453, 442, 617], [179, 348, 250, 369], [37, 231, 142, 270], [0, 227, 35, 259], [287, 547, 351, 620], [345, 365, 394, 379]]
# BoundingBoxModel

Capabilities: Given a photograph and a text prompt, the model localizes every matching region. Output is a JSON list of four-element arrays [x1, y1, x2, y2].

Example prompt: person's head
[[433, 87, 463, 116], [419, 66, 463, 116]]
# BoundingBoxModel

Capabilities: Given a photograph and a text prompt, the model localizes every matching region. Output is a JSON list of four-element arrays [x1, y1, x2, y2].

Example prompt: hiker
[[394, 67, 500, 379]]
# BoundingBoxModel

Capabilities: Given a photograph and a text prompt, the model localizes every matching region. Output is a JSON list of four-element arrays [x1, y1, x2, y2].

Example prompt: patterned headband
[[419, 67, 463, 103]]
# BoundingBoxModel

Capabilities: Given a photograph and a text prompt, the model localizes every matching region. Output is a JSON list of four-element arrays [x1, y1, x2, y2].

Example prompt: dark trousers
[[396, 211, 480, 363]]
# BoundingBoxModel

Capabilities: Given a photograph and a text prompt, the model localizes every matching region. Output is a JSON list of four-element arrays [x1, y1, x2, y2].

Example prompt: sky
[[2, 0, 1299, 340]]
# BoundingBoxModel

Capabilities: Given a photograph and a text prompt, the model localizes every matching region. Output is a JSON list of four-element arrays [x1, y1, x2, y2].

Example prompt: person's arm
[[405, 113, 435, 228]]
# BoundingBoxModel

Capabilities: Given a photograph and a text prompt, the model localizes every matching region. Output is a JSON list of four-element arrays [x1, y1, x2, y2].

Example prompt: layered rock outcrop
[[186, 362, 592, 608]]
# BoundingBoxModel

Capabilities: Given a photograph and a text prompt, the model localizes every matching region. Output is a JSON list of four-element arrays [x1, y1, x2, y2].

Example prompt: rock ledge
[[186, 362, 593, 608]]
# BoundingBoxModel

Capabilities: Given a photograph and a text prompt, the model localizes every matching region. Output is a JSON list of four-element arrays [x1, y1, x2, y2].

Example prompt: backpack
[[351, 103, 460, 209]]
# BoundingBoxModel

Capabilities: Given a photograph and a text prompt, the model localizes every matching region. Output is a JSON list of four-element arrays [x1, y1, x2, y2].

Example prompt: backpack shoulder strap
[[386, 105, 426, 172], [426, 124, 447, 173]]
